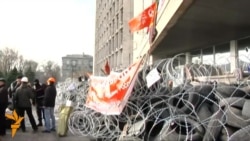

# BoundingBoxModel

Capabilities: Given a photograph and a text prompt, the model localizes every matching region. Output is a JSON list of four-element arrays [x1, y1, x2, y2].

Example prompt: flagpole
[[149, 0, 159, 44]]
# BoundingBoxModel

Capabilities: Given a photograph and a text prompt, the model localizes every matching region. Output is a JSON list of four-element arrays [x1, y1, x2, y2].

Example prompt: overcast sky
[[0, 0, 95, 65]]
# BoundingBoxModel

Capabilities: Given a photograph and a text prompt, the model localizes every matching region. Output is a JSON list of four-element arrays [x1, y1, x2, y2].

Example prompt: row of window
[[190, 37, 250, 73], [97, 8, 123, 43], [96, 27, 123, 61], [62, 59, 92, 66], [97, 0, 123, 18]]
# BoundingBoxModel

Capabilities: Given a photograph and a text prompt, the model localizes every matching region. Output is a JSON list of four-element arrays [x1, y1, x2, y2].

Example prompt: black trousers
[[36, 104, 44, 123], [0, 105, 7, 135], [17, 107, 37, 131]]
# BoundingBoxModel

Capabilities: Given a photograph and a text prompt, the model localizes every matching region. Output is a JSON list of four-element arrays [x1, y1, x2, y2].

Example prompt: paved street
[[1, 106, 91, 141], [0, 128, 91, 141]]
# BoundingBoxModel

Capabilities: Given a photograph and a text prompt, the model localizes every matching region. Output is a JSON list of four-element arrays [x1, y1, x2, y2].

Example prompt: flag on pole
[[104, 60, 111, 75], [128, 2, 157, 33]]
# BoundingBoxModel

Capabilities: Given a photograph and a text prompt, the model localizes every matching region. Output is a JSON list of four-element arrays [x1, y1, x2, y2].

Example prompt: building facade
[[94, 0, 134, 75], [131, 0, 250, 84], [61, 54, 93, 80]]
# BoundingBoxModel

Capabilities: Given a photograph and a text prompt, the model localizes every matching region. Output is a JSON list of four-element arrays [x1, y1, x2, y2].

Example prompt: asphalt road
[[0, 106, 91, 141]]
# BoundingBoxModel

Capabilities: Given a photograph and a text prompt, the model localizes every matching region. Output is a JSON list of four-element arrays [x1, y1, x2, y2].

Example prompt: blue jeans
[[44, 107, 56, 131]]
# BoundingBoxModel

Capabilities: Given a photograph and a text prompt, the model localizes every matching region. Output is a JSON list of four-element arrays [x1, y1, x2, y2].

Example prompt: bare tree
[[40, 60, 61, 82], [0, 47, 19, 75], [23, 60, 38, 72], [15, 55, 25, 72]]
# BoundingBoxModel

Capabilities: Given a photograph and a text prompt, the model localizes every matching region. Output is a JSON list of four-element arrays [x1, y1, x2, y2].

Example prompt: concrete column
[[185, 52, 192, 64], [200, 49, 203, 64], [213, 46, 216, 65], [230, 40, 238, 73]]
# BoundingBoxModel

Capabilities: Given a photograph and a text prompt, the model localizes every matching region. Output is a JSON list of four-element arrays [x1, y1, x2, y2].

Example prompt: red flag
[[128, 2, 157, 33], [104, 60, 110, 75]]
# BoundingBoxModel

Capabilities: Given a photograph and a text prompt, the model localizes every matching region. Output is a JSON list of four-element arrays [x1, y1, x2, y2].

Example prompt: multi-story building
[[61, 53, 93, 80], [94, 0, 134, 75], [133, 0, 250, 83]]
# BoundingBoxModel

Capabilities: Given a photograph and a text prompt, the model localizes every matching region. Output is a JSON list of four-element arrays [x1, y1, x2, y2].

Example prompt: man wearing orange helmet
[[42, 77, 57, 133]]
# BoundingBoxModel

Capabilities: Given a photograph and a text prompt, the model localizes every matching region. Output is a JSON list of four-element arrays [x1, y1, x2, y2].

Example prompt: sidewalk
[[0, 128, 91, 141], [1, 106, 91, 141]]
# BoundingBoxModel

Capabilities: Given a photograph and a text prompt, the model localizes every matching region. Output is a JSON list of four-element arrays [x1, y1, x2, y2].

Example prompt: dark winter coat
[[34, 83, 46, 105], [14, 84, 35, 108], [43, 84, 57, 107], [0, 85, 8, 107]]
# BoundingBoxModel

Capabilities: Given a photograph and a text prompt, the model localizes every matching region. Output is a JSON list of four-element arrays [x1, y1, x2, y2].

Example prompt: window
[[238, 37, 250, 72], [191, 49, 201, 64], [119, 29, 123, 45], [109, 40, 111, 54], [112, 37, 114, 52], [202, 47, 214, 65], [66, 60, 70, 65], [120, 48, 123, 66], [111, 54, 114, 67], [112, 3, 115, 16], [109, 23, 111, 36], [120, 8, 123, 25], [115, 33, 118, 49], [109, 8, 112, 18], [115, 52, 118, 67], [112, 19, 115, 34], [215, 43, 230, 66], [78, 60, 82, 65], [116, 14, 119, 29]]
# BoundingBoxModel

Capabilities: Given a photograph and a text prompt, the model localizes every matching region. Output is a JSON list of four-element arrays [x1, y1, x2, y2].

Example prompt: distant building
[[94, 0, 134, 75], [61, 53, 93, 80]]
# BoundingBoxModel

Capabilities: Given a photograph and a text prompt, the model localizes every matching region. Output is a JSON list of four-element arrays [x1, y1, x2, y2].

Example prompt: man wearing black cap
[[33, 79, 46, 126], [0, 78, 8, 136]]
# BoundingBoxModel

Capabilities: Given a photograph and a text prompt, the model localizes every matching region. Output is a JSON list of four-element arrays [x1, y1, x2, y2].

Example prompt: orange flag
[[128, 2, 157, 33]]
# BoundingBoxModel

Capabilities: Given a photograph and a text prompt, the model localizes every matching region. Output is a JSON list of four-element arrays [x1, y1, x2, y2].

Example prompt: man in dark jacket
[[13, 77, 38, 132], [43, 77, 57, 133], [33, 79, 46, 126], [9, 75, 22, 99], [0, 78, 8, 136]]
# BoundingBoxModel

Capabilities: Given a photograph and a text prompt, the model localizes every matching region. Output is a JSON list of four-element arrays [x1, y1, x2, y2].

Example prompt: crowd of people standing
[[0, 75, 57, 136]]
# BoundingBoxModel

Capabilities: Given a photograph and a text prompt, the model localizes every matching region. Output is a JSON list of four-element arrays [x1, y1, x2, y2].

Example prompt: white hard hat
[[21, 77, 28, 82]]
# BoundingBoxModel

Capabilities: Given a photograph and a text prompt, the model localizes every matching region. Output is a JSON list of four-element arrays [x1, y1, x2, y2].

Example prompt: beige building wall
[[132, 0, 152, 62], [132, 0, 184, 62], [94, 0, 133, 75]]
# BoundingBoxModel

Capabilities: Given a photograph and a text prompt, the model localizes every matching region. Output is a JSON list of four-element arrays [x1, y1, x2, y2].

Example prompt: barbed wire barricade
[[56, 54, 250, 141]]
